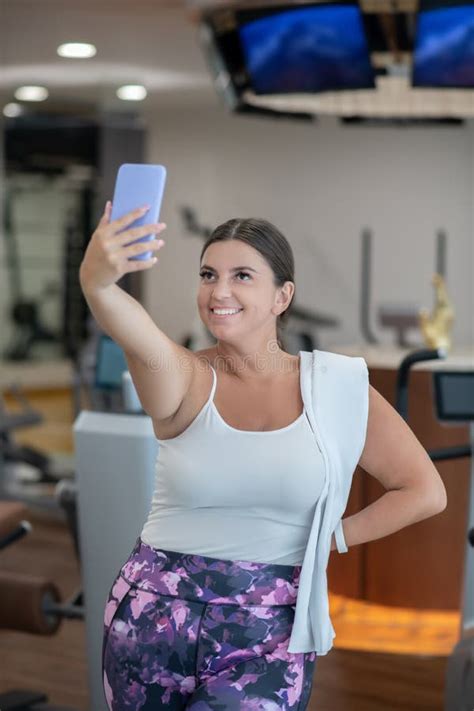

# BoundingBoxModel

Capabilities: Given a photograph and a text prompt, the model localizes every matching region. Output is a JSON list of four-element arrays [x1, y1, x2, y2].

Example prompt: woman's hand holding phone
[[79, 201, 166, 292]]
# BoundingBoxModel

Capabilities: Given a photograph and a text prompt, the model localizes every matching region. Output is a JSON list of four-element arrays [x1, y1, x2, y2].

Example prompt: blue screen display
[[413, 4, 474, 87], [238, 4, 375, 94]]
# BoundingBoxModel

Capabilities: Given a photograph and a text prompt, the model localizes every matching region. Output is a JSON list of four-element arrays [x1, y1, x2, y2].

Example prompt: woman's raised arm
[[79, 202, 195, 421]]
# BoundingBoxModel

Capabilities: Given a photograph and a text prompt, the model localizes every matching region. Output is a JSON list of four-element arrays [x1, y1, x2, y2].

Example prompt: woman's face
[[197, 240, 289, 341]]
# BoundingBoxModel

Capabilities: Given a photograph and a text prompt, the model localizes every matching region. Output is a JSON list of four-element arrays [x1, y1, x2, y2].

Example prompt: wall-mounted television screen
[[413, 0, 474, 87], [236, 1, 375, 95]]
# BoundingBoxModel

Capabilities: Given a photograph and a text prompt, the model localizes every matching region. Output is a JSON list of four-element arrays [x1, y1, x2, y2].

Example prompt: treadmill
[[396, 348, 473, 709], [433, 368, 474, 710]]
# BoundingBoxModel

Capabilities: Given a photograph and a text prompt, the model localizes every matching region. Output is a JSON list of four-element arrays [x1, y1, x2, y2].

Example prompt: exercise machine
[[0, 500, 80, 711], [0, 385, 71, 495], [395, 347, 473, 710]]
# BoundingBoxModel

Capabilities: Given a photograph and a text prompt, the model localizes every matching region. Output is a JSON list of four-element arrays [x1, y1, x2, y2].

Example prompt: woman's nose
[[212, 283, 233, 297]]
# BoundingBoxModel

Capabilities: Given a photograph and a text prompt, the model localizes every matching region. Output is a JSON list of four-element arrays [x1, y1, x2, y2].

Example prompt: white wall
[[142, 103, 473, 351]]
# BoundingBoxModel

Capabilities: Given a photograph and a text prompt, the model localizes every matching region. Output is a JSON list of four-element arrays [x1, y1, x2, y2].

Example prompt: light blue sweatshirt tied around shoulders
[[287, 349, 369, 654]]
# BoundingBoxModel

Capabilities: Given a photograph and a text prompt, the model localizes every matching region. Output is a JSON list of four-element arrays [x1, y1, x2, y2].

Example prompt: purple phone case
[[109, 163, 167, 261]]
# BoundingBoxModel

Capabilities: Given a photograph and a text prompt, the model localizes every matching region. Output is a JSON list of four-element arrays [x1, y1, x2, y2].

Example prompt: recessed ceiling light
[[57, 43, 97, 59], [14, 86, 49, 102], [3, 102, 24, 117], [116, 84, 147, 101]]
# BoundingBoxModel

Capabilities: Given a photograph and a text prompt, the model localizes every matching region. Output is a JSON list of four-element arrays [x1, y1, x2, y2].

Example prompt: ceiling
[[0, 0, 216, 113], [1, 0, 474, 119]]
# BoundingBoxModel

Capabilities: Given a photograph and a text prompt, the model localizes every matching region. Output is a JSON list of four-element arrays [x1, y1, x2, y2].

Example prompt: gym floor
[[0, 388, 451, 710]]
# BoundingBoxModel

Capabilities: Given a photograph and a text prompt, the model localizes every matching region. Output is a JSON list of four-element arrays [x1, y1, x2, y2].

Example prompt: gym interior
[[0, 1, 473, 710]]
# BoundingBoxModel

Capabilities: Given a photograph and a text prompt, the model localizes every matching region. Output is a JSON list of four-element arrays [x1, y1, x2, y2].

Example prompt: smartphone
[[109, 163, 167, 261]]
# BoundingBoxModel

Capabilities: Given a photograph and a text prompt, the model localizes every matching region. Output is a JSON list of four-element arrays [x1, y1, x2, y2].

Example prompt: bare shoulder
[[150, 347, 214, 439], [184, 346, 216, 390]]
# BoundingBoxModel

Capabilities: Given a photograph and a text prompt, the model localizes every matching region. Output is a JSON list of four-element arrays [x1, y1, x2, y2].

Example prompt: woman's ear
[[275, 282, 295, 314]]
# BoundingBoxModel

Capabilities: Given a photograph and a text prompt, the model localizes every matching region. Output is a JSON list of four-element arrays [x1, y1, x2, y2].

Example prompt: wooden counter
[[328, 344, 473, 611]]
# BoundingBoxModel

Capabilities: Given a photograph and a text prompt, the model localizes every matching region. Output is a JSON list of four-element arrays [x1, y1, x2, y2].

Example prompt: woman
[[79, 202, 447, 710]]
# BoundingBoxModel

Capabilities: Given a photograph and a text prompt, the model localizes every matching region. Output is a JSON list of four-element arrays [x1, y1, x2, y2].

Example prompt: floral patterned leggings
[[102, 538, 317, 710]]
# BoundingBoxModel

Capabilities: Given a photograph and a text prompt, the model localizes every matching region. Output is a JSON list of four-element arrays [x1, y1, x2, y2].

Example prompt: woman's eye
[[199, 271, 251, 281]]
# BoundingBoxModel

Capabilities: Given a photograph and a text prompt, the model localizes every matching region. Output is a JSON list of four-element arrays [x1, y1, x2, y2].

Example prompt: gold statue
[[419, 273, 455, 351]]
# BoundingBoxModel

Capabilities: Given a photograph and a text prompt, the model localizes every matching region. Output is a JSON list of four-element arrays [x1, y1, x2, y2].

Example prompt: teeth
[[212, 308, 241, 315]]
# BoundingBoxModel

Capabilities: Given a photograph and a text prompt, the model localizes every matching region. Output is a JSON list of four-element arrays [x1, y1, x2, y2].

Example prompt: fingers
[[97, 200, 112, 228], [116, 223, 166, 246], [128, 256, 159, 271], [105, 204, 152, 236], [124, 238, 165, 258]]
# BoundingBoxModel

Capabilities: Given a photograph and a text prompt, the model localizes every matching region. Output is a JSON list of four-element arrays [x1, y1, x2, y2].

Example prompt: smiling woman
[[197, 217, 296, 358], [79, 201, 450, 711]]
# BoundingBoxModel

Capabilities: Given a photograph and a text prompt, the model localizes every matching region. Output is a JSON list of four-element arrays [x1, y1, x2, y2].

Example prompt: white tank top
[[140, 363, 325, 565]]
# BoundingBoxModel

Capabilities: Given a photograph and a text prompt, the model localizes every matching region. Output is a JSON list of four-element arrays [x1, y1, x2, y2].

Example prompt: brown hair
[[199, 218, 295, 350]]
